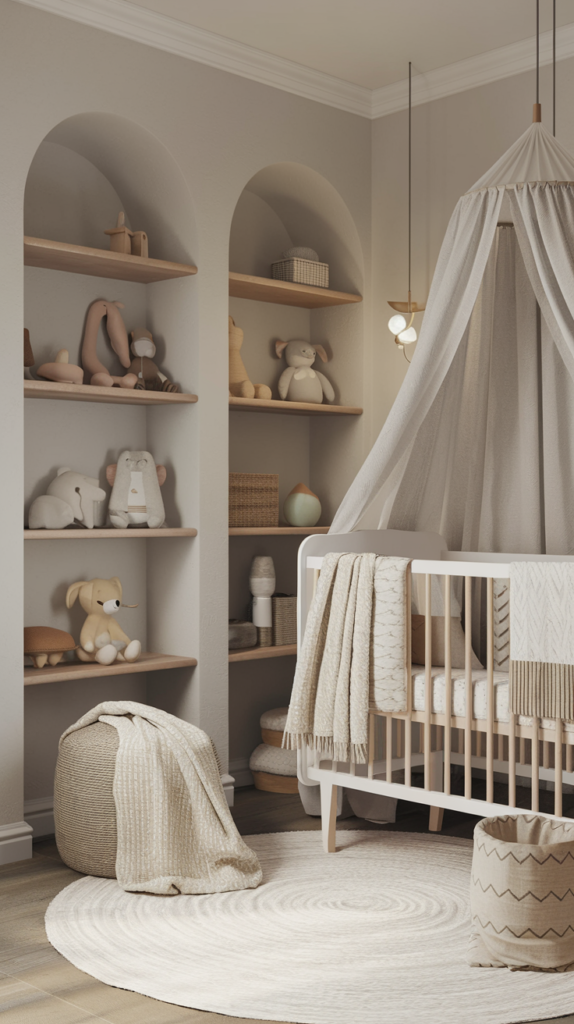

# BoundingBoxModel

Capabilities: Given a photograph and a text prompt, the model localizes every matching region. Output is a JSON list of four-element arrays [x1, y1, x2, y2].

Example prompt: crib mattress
[[410, 666, 574, 730]]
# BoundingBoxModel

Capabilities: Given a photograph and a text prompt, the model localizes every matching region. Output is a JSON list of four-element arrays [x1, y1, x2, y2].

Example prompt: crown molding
[[372, 23, 574, 118], [11, 0, 574, 121]]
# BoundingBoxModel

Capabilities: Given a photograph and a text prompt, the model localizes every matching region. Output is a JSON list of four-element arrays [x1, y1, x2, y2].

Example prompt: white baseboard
[[24, 796, 55, 838], [220, 773, 235, 808], [0, 820, 33, 864], [229, 758, 253, 789]]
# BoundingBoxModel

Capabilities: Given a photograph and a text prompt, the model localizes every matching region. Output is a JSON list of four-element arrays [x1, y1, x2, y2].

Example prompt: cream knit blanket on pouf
[[284, 553, 410, 763], [60, 701, 262, 896]]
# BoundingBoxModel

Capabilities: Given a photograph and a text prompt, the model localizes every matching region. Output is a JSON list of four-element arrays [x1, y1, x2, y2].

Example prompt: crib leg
[[428, 749, 444, 833], [320, 780, 338, 853]]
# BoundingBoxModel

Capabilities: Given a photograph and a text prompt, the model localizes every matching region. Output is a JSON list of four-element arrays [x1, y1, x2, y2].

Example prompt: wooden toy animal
[[106, 451, 167, 529], [275, 339, 335, 405], [28, 468, 107, 530], [229, 316, 272, 400], [128, 328, 179, 392], [81, 299, 138, 389], [66, 576, 141, 666]]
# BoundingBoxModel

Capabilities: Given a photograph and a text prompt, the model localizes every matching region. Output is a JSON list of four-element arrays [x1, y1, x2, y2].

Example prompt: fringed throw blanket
[[509, 562, 574, 720], [60, 701, 262, 896], [283, 553, 410, 764]]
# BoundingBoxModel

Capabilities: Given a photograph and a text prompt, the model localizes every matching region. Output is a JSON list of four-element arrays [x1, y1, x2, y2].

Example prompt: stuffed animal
[[81, 299, 138, 389], [37, 349, 83, 385], [66, 577, 141, 666], [275, 339, 335, 405], [229, 316, 272, 400], [106, 451, 167, 529], [28, 468, 107, 530], [127, 328, 179, 393]]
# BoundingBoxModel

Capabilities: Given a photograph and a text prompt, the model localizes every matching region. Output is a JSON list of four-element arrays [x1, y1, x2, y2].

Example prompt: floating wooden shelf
[[229, 644, 297, 663], [229, 527, 329, 536], [229, 397, 362, 416], [229, 272, 362, 309], [25, 380, 198, 406], [24, 236, 197, 284], [25, 528, 197, 539], [24, 652, 197, 686]]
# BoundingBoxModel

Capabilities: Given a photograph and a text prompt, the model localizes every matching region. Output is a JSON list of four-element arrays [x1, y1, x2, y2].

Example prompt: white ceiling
[[125, 0, 574, 90]]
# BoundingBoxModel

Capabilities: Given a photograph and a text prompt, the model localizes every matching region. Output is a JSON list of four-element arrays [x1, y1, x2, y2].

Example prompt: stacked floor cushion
[[249, 707, 298, 793]]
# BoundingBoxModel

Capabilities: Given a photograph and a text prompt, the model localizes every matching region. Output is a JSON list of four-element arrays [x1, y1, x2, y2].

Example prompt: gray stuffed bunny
[[275, 340, 335, 405]]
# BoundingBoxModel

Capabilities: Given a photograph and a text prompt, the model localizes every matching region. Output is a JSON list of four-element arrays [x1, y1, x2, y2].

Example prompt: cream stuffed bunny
[[275, 340, 335, 405], [66, 576, 141, 666]]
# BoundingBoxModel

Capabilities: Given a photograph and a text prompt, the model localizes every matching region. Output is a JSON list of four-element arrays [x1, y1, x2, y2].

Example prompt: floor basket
[[229, 473, 279, 528]]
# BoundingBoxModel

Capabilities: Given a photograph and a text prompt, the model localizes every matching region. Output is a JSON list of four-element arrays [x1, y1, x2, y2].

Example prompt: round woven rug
[[46, 830, 574, 1024]]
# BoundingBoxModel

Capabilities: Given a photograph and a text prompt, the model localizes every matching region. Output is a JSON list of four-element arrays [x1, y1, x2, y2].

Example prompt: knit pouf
[[54, 722, 118, 877], [470, 814, 574, 970]]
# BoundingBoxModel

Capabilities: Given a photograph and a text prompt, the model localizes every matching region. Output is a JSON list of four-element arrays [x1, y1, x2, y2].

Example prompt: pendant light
[[388, 61, 425, 360]]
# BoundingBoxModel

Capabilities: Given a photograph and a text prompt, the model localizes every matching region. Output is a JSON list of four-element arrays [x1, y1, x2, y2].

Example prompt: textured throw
[[60, 701, 262, 896], [509, 562, 574, 719], [283, 553, 410, 762]]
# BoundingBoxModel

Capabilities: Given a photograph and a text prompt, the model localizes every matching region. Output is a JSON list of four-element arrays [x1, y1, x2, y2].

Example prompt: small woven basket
[[271, 258, 329, 289], [229, 473, 279, 528], [273, 595, 297, 646]]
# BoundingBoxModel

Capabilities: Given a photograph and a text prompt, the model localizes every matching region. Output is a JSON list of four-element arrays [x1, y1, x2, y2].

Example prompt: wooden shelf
[[24, 236, 197, 284], [229, 272, 362, 309], [229, 396, 362, 416], [229, 644, 297, 663], [229, 527, 329, 536], [25, 528, 197, 539], [24, 652, 197, 686], [25, 380, 198, 406]]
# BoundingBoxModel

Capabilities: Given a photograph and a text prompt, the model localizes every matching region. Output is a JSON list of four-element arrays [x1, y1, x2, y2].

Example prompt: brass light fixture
[[388, 62, 425, 360]]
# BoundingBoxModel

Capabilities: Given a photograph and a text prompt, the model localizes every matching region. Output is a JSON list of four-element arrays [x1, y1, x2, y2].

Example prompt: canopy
[[331, 123, 574, 555]]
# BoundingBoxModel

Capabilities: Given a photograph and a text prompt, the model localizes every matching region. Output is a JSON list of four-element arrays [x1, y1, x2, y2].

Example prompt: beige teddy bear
[[66, 577, 141, 666]]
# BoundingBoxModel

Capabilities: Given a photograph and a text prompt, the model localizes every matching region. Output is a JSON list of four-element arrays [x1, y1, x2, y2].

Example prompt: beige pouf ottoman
[[54, 722, 118, 877], [249, 708, 298, 793], [470, 814, 574, 971]]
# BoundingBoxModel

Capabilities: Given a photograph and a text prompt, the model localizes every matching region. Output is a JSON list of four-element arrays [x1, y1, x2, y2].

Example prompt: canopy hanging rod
[[534, 0, 542, 122]]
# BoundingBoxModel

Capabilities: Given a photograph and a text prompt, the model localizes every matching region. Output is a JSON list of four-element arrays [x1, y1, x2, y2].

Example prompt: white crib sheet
[[410, 666, 574, 731]]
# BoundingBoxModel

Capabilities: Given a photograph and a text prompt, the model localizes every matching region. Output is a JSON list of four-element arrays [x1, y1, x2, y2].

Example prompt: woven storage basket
[[54, 722, 118, 877], [271, 257, 329, 289], [272, 595, 297, 646], [229, 473, 279, 528]]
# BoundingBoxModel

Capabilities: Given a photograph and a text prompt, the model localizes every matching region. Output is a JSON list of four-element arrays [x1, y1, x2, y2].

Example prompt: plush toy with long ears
[[66, 576, 141, 666], [275, 339, 335, 405], [81, 299, 138, 389]]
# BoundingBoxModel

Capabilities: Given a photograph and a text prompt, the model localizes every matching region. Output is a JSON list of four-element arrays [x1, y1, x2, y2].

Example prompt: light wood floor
[[1, 787, 573, 1024]]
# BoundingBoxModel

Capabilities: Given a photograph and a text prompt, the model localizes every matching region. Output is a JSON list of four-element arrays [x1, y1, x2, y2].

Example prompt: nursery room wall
[[0, 0, 372, 853], [370, 55, 574, 446]]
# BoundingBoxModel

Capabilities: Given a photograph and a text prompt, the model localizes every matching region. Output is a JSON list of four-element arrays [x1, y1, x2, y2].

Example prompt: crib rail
[[300, 554, 573, 833]]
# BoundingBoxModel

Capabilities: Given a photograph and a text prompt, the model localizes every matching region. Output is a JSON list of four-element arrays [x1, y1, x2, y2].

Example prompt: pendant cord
[[536, 0, 540, 104], [408, 61, 411, 297], [553, 0, 556, 135]]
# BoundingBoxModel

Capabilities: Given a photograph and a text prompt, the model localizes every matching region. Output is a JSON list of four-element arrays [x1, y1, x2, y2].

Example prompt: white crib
[[296, 530, 574, 852]]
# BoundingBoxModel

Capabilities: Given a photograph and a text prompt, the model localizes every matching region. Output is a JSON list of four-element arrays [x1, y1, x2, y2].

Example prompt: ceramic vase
[[283, 483, 321, 527]]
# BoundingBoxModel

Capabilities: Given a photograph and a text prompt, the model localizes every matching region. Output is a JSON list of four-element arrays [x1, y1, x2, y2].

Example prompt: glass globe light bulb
[[388, 314, 407, 335], [398, 326, 417, 344]]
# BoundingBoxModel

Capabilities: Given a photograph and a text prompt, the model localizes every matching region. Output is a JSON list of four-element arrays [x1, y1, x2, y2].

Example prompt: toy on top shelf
[[24, 626, 77, 669], [283, 483, 322, 527], [229, 316, 272, 401], [66, 576, 141, 666], [24, 329, 34, 380], [128, 328, 179, 393], [82, 299, 138, 389], [28, 468, 107, 530], [106, 450, 167, 529], [104, 212, 133, 255], [275, 339, 335, 405], [37, 349, 83, 385], [130, 231, 148, 258]]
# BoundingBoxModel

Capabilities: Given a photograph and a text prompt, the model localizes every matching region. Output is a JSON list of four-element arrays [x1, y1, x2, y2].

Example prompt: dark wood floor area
[[0, 785, 573, 1024]]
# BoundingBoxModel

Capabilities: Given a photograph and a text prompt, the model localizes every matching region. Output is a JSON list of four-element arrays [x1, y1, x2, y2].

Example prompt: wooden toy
[[283, 483, 322, 527], [37, 349, 84, 385], [104, 212, 133, 254], [128, 328, 179, 392], [24, 626, 77, 669], [106, 451, 167, 528], [228, 316, 272, 400], [131, 231, 148, 258], [24, 328, 34, 379], [275, 339, 335, 404], [66, 577, 141, 666], [28, 468, 107, 530], [81, 299, 138, 389]]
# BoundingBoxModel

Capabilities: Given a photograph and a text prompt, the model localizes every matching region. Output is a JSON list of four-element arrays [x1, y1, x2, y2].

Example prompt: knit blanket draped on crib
[[60, 701, 262, 896], [284, 553, 410, 764]]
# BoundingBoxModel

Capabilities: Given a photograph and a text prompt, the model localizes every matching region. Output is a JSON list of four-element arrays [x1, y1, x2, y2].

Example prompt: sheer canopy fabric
[[331, 124, 574, 556]]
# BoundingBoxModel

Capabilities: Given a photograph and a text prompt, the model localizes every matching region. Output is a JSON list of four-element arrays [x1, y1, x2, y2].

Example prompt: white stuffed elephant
[[28, 468, 107, 530], [275, 340, 335, 405]]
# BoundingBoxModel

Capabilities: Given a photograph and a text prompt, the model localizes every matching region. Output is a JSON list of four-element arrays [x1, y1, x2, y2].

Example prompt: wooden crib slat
[[486, 578, 494, 804], [368, 713, 374, 780], [386, 716, 393, 788], [464, 577, 472, 800], [508, 713, 516, 807], [543, 741, 550, 770], [424, 574, 432, 790], [519, 736, 526, 765], [531, 720, 539, 812], [405, 569, 412, 787], [444, 576, 452, 795], [555, 719, 563, 818]]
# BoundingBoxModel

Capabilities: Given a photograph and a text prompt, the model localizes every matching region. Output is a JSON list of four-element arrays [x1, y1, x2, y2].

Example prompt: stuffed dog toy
[[66, 576, 141, 666], [275, 339, 335, 404]]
